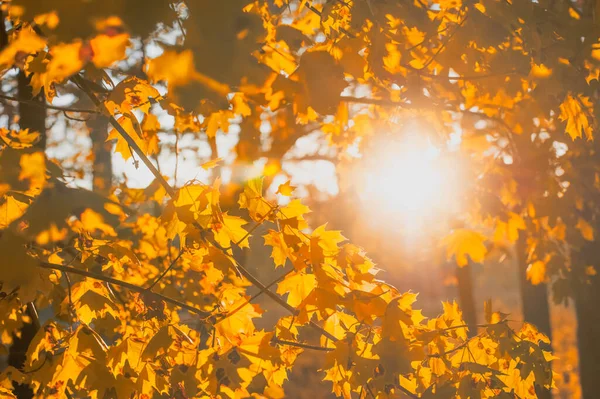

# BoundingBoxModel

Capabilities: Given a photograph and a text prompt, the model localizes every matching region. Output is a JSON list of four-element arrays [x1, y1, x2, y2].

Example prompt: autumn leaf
[[576, 217, 594, 241], [201, 157, 223, 170], [89, 33, 130, 68], [106, 114, 149, 160], [527, 260, 546, 285], [276, 272, 316, 308], [276, 180, 296, 196], [0, 28, 46, 69], [104, 77, 160, 115], [146, 49, 196, 87], [442, 229, 487, 267], [560, 93, 594, 141]]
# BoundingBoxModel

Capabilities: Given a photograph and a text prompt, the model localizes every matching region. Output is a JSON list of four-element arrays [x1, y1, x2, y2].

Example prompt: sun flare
[[357, 134, 462, 230]]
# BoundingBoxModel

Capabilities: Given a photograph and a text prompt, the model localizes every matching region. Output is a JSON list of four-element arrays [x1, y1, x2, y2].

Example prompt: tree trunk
[[573, 215, 600, 399], [516, 235, 552, 399], [89, 115, 112, 195], [456, 263, 477, 337], [3, 14, 45, 399], [573, 272, 600, 399], [17, 71, 46, 149]]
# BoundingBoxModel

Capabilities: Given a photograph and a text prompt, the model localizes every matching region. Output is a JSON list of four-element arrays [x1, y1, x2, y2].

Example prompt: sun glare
[[357, 133, 461, 232]]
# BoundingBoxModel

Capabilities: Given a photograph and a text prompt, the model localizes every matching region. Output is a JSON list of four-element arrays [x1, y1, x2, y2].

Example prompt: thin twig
[[39, 262, 212, 318], [0, 93, 98, 114], [272, 337, 334, 352], [216, 267, 294, 324], [145, 250, 184, 291]]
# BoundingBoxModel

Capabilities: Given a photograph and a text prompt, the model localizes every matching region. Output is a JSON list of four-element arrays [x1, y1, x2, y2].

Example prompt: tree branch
[[145, 250, 184, 291], [71, 75, 176, 198], [72, 73, 339, 343], [0, 93, 99, 114], [272, 337, 334, 352], [39, 262, 212, 318]]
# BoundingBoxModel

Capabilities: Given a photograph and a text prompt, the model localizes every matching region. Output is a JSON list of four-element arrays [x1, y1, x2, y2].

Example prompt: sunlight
[[357, 132, 461, 231]]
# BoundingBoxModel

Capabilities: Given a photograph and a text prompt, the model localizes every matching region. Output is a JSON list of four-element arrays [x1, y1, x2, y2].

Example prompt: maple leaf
[[46, 42, 85, 85], [276, 180, 296, 196], [238, 177, 274, 222], [106, 114, 149, 160], [216, 299, 263, 345], [276, 272, 316, 307], [212, 213, 250, 249], [527, 260, 546, 285], [146, 49, 196, 87], [263, 230, 290, 267], [89, 32, 130, 68], [104, 77, 160, 115], [0, 28, 46, 69], [559, 93, 594, 141], [493, 212, 526, 243], [442, 229, 488, 267], [0, 194, 29, 228], [0, 128, 40, 149]]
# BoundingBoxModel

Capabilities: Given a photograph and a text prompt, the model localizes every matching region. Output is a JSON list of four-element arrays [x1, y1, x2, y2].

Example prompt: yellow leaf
[[90, 33, 130, 68], [231, 93, 252, 117], [0, 28, 46, 69], [527, 260, 546, 285], [79, 209, 117, 236], [276, 180, 296, 196], [205, 111, 231, 138], [201, 157, 223, 170], [216, 299, 262, 345], [442, 229, 487, 267], [276, 272, 316, 307], [140, 113, 160, 155], [105, 77, 160, 115], [0, 195, 29, 228], [530, 63, 552, 79], [106, 114, 148, 160], [559, 93, 594, 141], [263, 230, 289, 267], [238, 177, 274, 221], [19, 152, 46, 188], [146, 50, 196, 87], [0, 128, 40, 149], [46, 42, 84, 84], [212, 213, 250, 248], [493, 212, 526, 243], [576, 217, 594, 241]]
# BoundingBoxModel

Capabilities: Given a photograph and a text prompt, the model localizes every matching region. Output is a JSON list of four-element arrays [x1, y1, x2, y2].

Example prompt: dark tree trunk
[[2, 14, 45, 399], [8, 304, 39, 399], [572, 213, 600, 399], [573, 272, 600, 399], [456, 263, 477, 337], [516, 235, 552, 399], [17, 71, 46, 149], [89, 115, 112, 194]]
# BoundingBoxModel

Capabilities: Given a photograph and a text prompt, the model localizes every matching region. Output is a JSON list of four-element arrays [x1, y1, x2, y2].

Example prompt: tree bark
[[516, 235, 552, 399], [456, 263, 477, 337], [89, 115, 112, 195], [573, 272, 600, 399], [572, 216, 600, 399], [17, 71, 46, 149], [2, 14, 45, 399]]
